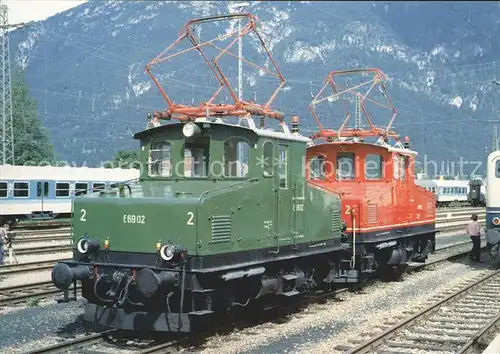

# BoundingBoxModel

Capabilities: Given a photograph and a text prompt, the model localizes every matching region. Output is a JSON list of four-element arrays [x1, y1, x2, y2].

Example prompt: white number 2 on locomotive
[[122, 214, 146, 224]]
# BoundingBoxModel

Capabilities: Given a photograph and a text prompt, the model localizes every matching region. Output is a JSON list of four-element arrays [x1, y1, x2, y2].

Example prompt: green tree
[[107, 149, 141, 169], [12, 69, 56, 165]]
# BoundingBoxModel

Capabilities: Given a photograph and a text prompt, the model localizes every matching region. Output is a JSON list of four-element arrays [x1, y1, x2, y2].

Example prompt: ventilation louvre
[[368, 204, 378, 224], [211, 215, 232, 243], [331, 207, 341, 233]]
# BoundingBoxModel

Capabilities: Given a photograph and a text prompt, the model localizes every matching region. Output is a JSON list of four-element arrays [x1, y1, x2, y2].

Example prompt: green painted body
[[71, 122, 342, 260]]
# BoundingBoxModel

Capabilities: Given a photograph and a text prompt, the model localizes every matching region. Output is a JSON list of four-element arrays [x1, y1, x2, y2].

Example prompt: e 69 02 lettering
[[122, 214, 146, 224]]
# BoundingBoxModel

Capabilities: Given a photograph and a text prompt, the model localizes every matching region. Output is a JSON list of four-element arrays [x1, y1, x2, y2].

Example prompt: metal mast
[[0, 0, 13, 165], [230, 2, 249, 176]]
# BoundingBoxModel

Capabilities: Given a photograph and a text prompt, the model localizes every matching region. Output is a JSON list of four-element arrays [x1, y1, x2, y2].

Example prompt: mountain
[[10, 1, 500, 176]]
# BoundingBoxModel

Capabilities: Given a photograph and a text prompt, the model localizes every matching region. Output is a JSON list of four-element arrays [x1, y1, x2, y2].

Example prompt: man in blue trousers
[[0, 224, 7, 265]]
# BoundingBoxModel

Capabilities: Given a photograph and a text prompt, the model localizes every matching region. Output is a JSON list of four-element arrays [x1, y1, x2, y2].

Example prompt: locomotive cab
[[51, 116, 349, 332], [306, 138, 436, 273]]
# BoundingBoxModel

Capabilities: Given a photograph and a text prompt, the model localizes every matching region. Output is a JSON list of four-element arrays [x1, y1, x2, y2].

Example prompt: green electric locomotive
[[51, 116, 355, 332]]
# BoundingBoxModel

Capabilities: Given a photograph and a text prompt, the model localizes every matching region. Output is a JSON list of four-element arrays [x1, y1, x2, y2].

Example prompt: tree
[[107, 149, 141, 169], [12, 69, 56, 165]]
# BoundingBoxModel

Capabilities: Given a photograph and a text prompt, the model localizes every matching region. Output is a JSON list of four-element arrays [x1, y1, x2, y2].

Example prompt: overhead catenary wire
[[13, 2, 500, 141]]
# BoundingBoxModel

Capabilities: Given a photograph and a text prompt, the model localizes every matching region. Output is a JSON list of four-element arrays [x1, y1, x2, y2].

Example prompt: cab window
[[184, 136, 209, 178], [224, 138, 250, 178], [337, 152, 355, 180], [149, 141, 172, 177], [365, 154, 383, 180], [496, 160, 500, 178], [278, 144, 288, 188], [309, 155, 326, 180], [262, 141, 274, 177]]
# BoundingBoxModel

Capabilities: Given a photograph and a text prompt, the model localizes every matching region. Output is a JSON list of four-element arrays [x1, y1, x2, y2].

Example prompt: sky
[[4, 0, 87, 25]]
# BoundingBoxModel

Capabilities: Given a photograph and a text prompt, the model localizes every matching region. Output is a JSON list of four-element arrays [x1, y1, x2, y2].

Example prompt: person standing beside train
[[466, 214, 482, 262], [0, 224, 8, 265]]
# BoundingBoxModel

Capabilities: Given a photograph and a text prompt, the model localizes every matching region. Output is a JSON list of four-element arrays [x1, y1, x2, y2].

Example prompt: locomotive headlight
[[77, 238, 89, 254], [182, 122, 201, 138], [159, 244, 175, 261], [493, 217, 500, 226]]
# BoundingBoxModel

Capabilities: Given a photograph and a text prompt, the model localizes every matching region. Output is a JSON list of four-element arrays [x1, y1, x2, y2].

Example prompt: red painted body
[[306, 141, 436, 236]]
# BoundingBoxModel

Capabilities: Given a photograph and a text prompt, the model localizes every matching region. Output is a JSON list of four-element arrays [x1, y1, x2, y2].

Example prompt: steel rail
[[27, 330, 116, 354], [345, 268, 500, 353]]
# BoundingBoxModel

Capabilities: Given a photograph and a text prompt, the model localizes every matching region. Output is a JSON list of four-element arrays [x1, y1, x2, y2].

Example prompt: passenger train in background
[[415, 178, 470, 207], [0, 165, 139, 225]]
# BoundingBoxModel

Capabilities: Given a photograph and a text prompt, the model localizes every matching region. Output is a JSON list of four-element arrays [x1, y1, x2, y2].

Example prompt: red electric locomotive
[[305, 68, 437, 280]]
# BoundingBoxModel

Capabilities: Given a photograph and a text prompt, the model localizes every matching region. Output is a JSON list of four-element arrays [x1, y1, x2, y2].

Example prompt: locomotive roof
[[133, 118, 312, 143], [0, 165, 139, 181], [307, 140, 418, 157]]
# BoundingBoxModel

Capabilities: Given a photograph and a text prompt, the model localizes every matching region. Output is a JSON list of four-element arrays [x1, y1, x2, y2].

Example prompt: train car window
[[337, 152, 355, 180], [365, 154, 383, 180], [278, 144, 288, 188], [93, 183, 105, 192], [75, 182, 88, 196], [184, 137, 209, 178], [496, 160, 500, 178], [149, 141, 171, 177], [262, 141, 274, 177], [224, 138, 250, 178], [309, 155, 326, 180], [56, 182, 70, 197], [13, 182, 29, 198], [0, 182, 7, 197]]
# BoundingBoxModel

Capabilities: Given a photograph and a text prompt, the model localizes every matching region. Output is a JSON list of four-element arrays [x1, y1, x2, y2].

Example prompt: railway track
[[27, 330, 117, 354], [344, 268, 500, 354], [0, 259, 70, 276], [23, 240, 487, 354], [14, 244, 72, 256], [0, 281, 78, 307]]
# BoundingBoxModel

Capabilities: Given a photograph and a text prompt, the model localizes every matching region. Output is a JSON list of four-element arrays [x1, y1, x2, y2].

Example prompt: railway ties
[[345, 269, 500, 354], [0, 281, 78, 307]]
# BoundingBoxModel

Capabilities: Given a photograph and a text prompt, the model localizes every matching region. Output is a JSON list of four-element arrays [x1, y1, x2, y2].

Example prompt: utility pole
[[355, 95, 361, 130], [0, 1, 29, 165], [230, 2, 249, 176], [0, 0, 13, 165]]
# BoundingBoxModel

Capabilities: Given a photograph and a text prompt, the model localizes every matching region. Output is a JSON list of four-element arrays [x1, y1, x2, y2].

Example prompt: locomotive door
[[36, 181, 50, 215], [275, 142, 293, 249], [398, 154, 409, 225]]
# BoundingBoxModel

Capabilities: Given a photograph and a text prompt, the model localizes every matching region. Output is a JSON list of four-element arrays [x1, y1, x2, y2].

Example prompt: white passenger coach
[[0, 165, 139, 223]]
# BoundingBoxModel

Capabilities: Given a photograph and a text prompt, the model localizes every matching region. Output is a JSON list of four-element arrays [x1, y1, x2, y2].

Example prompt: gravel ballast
[[196, 259, 493, 354], [0, 231, 488, 353]]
